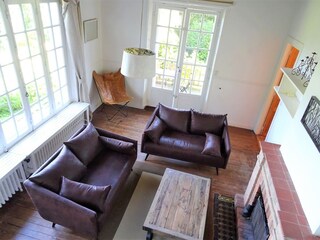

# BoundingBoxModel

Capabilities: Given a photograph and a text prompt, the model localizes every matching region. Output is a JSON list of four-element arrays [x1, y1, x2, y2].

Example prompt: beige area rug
[[113, 172, 162, 240], [98, 169, 163, 240]]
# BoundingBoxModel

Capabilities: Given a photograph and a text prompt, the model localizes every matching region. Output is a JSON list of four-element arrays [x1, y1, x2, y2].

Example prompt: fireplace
[[237, 141, 319, 240]]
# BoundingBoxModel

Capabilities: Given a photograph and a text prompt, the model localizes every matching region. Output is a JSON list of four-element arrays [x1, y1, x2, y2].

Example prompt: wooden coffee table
[[143, 168, 211, 240]]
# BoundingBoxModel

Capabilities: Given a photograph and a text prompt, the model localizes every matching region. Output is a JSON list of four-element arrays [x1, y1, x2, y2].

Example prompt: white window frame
[[0, 0, 71, 154]]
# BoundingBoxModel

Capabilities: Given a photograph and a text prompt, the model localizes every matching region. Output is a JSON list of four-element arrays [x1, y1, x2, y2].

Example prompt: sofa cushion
[[29, 146, 87, 193], [190, 110, 226, 135], [65, 123, 103, 165], [144, 115, 167, 143], [201, 133, 222, 157], [60, 176, 111, 213], [159, 131, 206, 152], [99, 136, 136, 155], [158, 104, 190, 133]]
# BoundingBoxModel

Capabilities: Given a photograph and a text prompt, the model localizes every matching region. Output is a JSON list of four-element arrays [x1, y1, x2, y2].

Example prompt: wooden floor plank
[[0, 105, 260, 240]]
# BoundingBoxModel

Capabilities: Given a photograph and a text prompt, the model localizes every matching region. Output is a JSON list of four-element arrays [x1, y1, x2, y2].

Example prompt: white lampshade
[[120, 48, 156, 79]]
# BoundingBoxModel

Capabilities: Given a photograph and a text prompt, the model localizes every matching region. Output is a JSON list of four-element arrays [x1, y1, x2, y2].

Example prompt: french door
[[147, 3, 223, 110]]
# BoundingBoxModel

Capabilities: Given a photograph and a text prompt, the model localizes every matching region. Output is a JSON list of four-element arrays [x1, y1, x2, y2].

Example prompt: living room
[[0, 0, 320, 239]]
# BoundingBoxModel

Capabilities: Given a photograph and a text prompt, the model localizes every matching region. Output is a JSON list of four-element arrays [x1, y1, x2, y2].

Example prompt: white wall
[[204, 0, 300, 129], [271, 0, 320, 235], [100, 0, 147, 109], [80, 0, 103, 111]]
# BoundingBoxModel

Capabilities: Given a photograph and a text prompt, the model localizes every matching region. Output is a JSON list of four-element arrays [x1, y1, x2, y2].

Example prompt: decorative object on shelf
[[291, 52, 318, 87], [120, 48, 155, 79], [301, 96, 320, 152]]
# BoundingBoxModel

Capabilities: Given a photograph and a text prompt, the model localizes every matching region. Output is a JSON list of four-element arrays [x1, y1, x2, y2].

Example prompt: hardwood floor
[[0, 105, 260, 240]]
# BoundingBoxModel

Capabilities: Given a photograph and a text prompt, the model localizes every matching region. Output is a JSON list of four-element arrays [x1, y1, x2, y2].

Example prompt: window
[[0, 0, 70, 154], [152, 3, 222, 96]]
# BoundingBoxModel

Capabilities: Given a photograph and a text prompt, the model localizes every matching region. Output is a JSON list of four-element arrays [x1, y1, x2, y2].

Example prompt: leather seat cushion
[[159, 131, 206, 152]]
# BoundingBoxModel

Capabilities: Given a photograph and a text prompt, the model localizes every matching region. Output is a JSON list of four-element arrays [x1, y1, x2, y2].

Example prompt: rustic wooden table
[[143, 168, 211, 240]]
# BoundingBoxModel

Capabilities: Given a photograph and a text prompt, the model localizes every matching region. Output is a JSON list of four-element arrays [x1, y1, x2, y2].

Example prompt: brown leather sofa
[[141, 104, 231, 175], [24, 123, 137, 239]]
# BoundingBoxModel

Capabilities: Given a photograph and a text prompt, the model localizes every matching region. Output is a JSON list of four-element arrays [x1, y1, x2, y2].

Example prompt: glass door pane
[[179, 12, 216, 96], [153, 8, 184, 91]]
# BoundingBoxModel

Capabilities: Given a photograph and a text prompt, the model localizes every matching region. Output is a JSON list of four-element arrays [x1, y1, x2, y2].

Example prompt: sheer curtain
[[62, 0, 89, 103]]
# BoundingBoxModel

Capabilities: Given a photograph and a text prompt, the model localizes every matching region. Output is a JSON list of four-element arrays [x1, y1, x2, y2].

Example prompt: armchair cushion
[[201, 133, 222, 157], [99, 136, 136, 155], [29, 146, 87, 193], [144, 115, 167, 143], [65, 123, 103, 165], [60, 177, 111, 213], [190, 110, 226, 135], [159, 103, 190, 133]]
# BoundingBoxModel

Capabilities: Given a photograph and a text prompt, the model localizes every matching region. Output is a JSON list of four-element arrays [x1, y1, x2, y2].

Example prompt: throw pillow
[[29, 146, 87, 193], [64, 123, 103, 165], [99, 136, 136, 155], [144, 115, 167, 143], [158, 103, 190, 133], [190, 109, 226, 136], [201, 133, 222, 157], [60, 177, 111, 213]]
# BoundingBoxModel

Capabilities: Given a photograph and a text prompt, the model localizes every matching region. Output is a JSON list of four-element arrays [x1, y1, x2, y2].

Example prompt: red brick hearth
[[235, 141, 320, 240]]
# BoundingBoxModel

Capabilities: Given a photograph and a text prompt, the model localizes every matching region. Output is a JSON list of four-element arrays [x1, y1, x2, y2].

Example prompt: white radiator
[[0, 153, 26, 208], [23, 111, 86, 176]]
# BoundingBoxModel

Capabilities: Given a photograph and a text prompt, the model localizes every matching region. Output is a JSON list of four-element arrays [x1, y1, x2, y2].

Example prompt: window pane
[[56, 48, 65, 68], [21, 58, 34, 84], [22, 4, 35, 30], [53, 26, 62, 47], [157, 9, 170, 27], [51, 71, 59, 91], [167, 45, 179, 61], [40, 98, 50, 118], [54, 91, 62, 108], [44, 28, 54, 50], [0, 95, 10, 122], [31, 103, 41, 125], [168, 28, 180, 45], [0, 73, 5, 95], [186, 31, 199, 48], [26, 82, 38, 105], [189, 13, 202, 31], [27, 31, 40, 55], [37, 77, 47, 99], [196, 50, 209, 65], [15, 33, 30, 59], [40, 3, 51, 27], [9, 5, 24, 33], [164, 61, 176, 77], [2, 118, 17, 143], [59, 68, 67, 87], [156, 43, 166, 59], [50, 3, 60, 26], [181, 65, 193, 80], [194, 66, 206, 81], [2, 64, 19, 91], [32, 55, 44, 78], [199, 33, 212, 50], [47, 50, 57, 72], [170, 10, 183, 28], [191, 81, 203, 95], [153, 75, 162, 88], [15, 112, 28, 134], [184, 48, 196, 64], [0, 11, 6, 35], [9, 90, 23, 114], [0, 37, 13, 65], [156, 27, 168, 43], [202, 15, 215, 32], [61, 86, 69, 104], [163, 77, 174, 90], [156, 59, 165, 74]]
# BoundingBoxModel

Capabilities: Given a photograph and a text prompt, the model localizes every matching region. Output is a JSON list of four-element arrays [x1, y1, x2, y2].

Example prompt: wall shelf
[[274, 67, 307, 117]]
